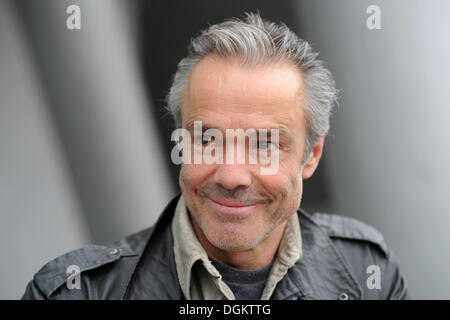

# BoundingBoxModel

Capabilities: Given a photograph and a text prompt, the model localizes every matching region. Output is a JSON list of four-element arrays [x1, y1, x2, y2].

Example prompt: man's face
[[179, 55, 313, 252]]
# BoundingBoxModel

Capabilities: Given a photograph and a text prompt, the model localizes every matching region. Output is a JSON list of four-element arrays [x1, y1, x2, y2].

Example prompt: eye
[[257, 140, 276, 150]]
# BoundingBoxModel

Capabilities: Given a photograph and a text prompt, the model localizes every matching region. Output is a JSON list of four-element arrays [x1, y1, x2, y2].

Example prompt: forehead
[[182, 55, 306, 130]]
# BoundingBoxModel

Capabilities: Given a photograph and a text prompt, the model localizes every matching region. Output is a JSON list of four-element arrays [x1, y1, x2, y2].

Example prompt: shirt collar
[[171, 194, 223, 299]]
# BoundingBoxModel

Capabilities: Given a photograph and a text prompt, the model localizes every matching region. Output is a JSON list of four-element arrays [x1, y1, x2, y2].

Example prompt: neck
[[192, 219, 287, 270]]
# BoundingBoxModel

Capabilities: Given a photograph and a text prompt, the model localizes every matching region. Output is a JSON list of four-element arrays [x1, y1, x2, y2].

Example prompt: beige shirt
[[171, 194, 303, 300]]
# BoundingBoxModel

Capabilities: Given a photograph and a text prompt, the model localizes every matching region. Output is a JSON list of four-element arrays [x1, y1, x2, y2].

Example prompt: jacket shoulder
[[310, 212, 389, 257], [23, 227, 153, 300], [307, 212, 410, 299]]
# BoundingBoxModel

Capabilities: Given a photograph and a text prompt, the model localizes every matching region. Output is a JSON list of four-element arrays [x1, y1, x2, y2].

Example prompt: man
[[22, 13, 409, 300]]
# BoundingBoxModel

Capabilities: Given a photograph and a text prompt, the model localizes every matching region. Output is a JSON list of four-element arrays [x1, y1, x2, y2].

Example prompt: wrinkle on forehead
[[182, 55, 307, 132]]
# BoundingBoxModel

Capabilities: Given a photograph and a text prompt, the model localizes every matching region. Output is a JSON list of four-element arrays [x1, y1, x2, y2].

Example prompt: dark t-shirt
[[210, 258, 275, 300]]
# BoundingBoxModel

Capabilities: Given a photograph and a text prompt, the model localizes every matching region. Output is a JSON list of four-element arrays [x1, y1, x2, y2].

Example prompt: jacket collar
[[121, 194, 183, 299], [272, 209, 363, 300]]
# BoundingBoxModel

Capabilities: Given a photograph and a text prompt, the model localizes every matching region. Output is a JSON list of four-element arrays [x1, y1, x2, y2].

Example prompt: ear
[[301, 135, 325, 180]]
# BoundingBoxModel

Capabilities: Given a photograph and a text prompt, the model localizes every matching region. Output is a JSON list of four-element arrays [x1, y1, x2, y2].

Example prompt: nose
[[213, 162, 253, 191]]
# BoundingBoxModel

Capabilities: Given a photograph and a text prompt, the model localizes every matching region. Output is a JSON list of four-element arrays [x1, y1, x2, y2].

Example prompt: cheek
[[180, 165, 207, 216], [180, 164, 213, 192], [259, 167, 303, 213], [261, 169, 302, 198]]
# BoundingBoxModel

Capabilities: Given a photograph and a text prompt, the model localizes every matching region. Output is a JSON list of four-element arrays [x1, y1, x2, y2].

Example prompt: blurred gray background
[[1, 0, 449, 299]]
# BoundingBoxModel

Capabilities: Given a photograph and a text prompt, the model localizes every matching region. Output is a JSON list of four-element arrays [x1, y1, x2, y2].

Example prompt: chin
[[209, 237, 258, 252], [203, 225, 265, 252]]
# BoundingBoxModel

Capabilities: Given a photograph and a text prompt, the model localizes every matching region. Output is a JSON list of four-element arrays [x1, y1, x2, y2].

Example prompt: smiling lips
[[207, 197, 257, 217]]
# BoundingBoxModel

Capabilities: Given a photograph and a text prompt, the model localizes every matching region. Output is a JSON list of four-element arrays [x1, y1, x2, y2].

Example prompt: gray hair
[[166, 12, 338, 163]]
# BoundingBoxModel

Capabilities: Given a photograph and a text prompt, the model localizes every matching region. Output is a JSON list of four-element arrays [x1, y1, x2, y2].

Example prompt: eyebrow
[[184, 122, 293, 142]]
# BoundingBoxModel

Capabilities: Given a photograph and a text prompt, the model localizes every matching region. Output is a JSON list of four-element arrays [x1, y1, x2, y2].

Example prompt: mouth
[[207, 197, 257, 218]]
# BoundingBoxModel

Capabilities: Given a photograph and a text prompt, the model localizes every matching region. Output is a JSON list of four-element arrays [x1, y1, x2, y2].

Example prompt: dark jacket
[[21, 194, 410, 300]]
